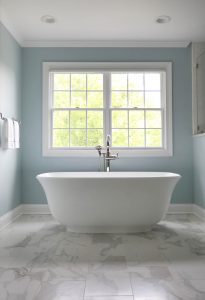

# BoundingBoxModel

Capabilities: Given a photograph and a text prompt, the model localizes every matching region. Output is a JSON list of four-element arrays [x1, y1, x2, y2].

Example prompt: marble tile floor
[[0, 214, 205, 299]]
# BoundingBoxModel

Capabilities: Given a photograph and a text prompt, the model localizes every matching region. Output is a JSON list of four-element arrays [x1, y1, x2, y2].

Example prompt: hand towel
[[2, 118, 15, 149], [13, 120, 20, 148]]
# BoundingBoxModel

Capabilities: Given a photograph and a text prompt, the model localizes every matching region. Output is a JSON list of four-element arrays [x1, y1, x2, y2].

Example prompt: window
[[43, 62, 172, 156], [52, 73, 104, 148]]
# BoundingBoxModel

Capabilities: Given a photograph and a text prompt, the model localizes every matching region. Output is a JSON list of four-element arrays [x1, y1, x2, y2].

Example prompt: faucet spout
[[96, 134, 119, 172]]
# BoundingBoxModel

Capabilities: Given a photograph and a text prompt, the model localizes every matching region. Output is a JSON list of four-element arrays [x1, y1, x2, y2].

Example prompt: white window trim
[[42, 62, 172, 157]]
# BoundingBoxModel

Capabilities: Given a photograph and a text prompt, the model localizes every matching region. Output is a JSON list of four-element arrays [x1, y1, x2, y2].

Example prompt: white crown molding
[[0, 7, 23, 45], [22, 40, 190, 48], [1, 203, 205, 231]]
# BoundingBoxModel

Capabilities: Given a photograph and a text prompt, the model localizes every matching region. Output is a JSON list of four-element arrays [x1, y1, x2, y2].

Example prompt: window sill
[[43, 148, 173, 157]]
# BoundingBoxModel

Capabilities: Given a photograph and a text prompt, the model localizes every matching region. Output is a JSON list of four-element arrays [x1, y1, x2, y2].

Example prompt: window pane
[[146, 111, 162, 128], [87, 92, 103, 108], [112, 111, 128, 128], [53, 91, 70, 108], [128, 92, 144, 108], [129, 129, 145, 147], [87, 74, 103, 90], [70, 129, 86, 147], [128, 73, 144, 90], [129, 111, 144, 128], [87, 129, 103, 146], [145, 73, 161, 91], [112, 92, 127, 107], [145, 92, 161, 108], [146, 129, 162, 147], [87, 111, 103, 128], [112, 74, 127, 90], [112, 129, 128, 147], [53, 129, 69, 147], [71, 92, 86, 108], [53, 111, 69, 128], [50, 69, 167, 151], [71, 74, 86, 90], [54, 74, 70, 90], [70, 111, 86, 128]]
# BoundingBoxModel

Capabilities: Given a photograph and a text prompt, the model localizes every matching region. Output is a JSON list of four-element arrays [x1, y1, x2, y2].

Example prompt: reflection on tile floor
[[0, 214, 205, 299]]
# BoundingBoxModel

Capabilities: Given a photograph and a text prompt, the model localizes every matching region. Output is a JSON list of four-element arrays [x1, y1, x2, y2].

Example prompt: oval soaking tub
[[36, 172, 181, 233]]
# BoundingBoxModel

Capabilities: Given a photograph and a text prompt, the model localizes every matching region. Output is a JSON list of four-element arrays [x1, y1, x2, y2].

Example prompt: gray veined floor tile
[[169, 258, 205, 280], [130, 276, 200, 300], [34, 280, 85, 300], [1, 214, 205, 299], [88, 256, 127, 273], [85, 297, 133, 300], [129, 266, 174, 281], [0, 267, 86, 300], [85, 272, 133, 296]]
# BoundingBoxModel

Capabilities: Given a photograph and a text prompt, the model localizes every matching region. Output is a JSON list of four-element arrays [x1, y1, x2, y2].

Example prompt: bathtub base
[[66, 225, 152, 233]]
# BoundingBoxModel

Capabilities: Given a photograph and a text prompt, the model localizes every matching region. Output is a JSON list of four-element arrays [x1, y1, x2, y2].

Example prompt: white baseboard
[[1, 203, 205, 231], [0, 205, 22, 231], [20, 204, 197, 215], [193, 204, 205, 220], [21, 204, 51, 214], [167, 204, 194, 214]]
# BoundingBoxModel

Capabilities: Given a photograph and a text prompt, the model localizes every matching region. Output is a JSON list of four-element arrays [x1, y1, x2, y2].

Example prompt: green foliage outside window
[[52, 72, 162, 148]]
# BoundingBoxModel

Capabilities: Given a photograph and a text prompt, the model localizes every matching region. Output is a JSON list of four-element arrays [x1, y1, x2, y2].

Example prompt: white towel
[[2, 118, 15, 149], [13, 120, 20, 149]]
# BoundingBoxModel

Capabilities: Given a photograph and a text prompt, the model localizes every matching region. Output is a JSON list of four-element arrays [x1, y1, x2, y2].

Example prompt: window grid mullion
[[69, 74, 71, 147], [161, 72, 166, 148], [104, 72, 110, 146], [86, 74, 88, 146], [143, 73, 147, 147], [50, 74, 54, 148], [109, 108, 163, 111], [127, 73, 130, 147], [51, 107, 165, 112]]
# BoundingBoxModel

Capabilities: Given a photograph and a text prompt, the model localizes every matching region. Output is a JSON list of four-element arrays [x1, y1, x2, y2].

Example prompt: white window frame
[[42, 62, 172, 157]]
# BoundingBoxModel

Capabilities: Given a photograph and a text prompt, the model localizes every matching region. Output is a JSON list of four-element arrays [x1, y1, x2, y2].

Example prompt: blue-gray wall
[[193, 136, 205, 208], [22, 46, 193, 205], [0, 22, 22, 216]]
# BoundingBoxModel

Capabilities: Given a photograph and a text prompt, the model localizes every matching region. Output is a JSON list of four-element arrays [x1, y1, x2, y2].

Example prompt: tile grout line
[[128, 272, 135, 299], [83, 277, 87, 299]]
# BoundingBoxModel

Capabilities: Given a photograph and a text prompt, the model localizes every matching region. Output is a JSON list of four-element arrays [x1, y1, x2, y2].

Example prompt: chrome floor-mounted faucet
[[96, 135, 119, 172]]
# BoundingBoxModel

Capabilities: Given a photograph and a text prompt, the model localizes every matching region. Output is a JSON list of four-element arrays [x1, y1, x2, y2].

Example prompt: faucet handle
[[95, 145, 102, 156], [114, 152, 119, 159], [105, 152, 119, 160], [96, 145, 102, 150]]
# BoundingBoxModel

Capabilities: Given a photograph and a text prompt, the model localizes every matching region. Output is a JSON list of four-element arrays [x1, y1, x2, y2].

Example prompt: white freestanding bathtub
[[36, 172, 181, 233]]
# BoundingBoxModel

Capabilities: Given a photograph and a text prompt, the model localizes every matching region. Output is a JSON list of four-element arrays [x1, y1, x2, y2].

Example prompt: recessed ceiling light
[[155, 15, 171, 24], [41, 15, 56, 24]]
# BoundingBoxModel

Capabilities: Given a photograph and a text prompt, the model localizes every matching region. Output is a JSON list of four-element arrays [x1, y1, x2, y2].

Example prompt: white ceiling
[[1, 0, 205, 47]]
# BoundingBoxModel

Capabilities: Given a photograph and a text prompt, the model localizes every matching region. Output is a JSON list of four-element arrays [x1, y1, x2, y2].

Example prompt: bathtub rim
[[36, 171, 181, 179]]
